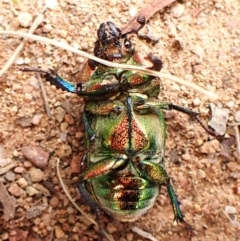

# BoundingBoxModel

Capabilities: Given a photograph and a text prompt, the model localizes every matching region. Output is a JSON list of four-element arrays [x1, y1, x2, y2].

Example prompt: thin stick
[[36, 73, 52, 117], [0, 30, 218, 101], [234, 125, 240, 155], [0, 14, 44, 77], [56, 158, 115, 241]]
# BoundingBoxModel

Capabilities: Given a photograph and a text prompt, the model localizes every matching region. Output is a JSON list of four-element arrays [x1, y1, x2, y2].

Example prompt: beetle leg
[[78, 156, 126, 182], [83, 112, 96, 142], [140, 101, 222, 138], [135, 160, 186, 224], [21, 68, 76, 93]]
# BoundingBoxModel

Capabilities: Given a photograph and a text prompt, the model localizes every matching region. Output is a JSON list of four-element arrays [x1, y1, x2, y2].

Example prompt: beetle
[[22, 16, 220, 238]]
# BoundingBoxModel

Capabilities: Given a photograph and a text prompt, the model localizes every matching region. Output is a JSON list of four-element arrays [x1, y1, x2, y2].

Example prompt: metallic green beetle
[[22, 17, 219, 234]]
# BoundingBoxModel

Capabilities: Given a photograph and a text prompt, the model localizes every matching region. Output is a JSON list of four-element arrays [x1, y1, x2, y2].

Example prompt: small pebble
[[60, 122, 69, 132], [21, 146, 50, 169], [5, 171, 15, 181], [18, 12, 33, 27], [191, 45, 206, 59], [42, 24, 53, 33], [226, 101, 234, 108], [55, 226, 65, 238], [208, 104, 229, 135], [107, 223, 117, 234], [234, 111, 240, 122], [29, 167, 45, 182], [49, 196, 60, 208], [14, 166, 25, 173], [58, 29, 68, 38], [227, 161, 239, 172], [197, 169, 206, 179], [29, 76, 40, 89], [200, 139, 220, 154], [171, 3, 185, 18], [57, 144, 72, 157], [32, 114, 43, 125], [225, 205, 237, 214], [26, 186, 39, 196], [129, 7, 137, 17], [1, 232, 9, 240], [54, 107, 66, 122], [17, 177, 28, 188], [8, 183, 23, 197], [64, 114, 74, 125], [15, 57, 24, 65], [181, 153, 191, 161], [126, 233, 133, 241], [10, 106, 18, 115], [193, 97, 201, 106], [109, 0, 117, 6]]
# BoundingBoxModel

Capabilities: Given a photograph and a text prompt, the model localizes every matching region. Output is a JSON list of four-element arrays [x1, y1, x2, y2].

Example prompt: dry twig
[[0, 30, 218, 101], [0, 14, 44, 77], [122, 0, 176, 33]]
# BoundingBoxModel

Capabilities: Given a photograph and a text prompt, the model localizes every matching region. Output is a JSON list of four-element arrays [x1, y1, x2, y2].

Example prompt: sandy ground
[[0, 0, 239, 241]]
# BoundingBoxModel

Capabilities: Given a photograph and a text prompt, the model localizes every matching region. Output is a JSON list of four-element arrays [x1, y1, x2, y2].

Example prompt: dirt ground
[[0, 0, 239, 241]]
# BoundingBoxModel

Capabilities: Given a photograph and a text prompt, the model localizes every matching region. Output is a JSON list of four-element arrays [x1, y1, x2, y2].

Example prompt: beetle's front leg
[[135, 160, 186, 224]]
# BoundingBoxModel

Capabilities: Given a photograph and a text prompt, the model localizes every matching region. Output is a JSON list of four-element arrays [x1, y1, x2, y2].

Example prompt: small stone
[[197, 169, 206, 179], [29, 76, 40, 89], [45, 0, 58, 9], [75, 131, 84, 139], [18, 12, 33, 27], [32, 114, 43, 125], [129, 7, 137, 17], [29, 167, 45, 182], [1, 232, 9, 240], [193, 97, 201, 106], [181, 153, 191, 161], [107, 223, 117, 234], [54, 107, 66, 122], [17, 177, 28, 188], [49, 197, 60, 208], [15, 57, 24, 65], [26, 186, 39, 196], [227, 162, 239, 172], [225, 205, 237, 214], [13, 150, 19, 157], [109, 0, 117, 6], [21, 146, 50, 169], [5, 171, 15, 181], [200, 139, 220, 154], [14, 166, 25, 173], [57, 144, 72, 158], [42, 24, 53, 33], [191, 45, 206, 59], [55, 226, 65, 238], [60, 122, 68, 132], [234, 111, 240, 122], [208, 103, 229, 135], [64, 114, 74, 125], [15, 116, 32, 127], [226, 101, 234, 108], [10, 106, 18, 115], [58, 29, 68, 38], [126, 233, 133, 241], [8, 183, 23, 197], [171, 3, 185, 18], [67, 206, 74, 214]]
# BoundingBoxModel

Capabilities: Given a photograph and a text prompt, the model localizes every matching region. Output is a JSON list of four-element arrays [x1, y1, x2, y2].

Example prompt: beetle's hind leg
[[20, 67, 76, 93]]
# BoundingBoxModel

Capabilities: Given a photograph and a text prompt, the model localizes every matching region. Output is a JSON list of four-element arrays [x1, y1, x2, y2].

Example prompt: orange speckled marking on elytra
[[129, 75, 144, 85], [110, 114, 148, 153]]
